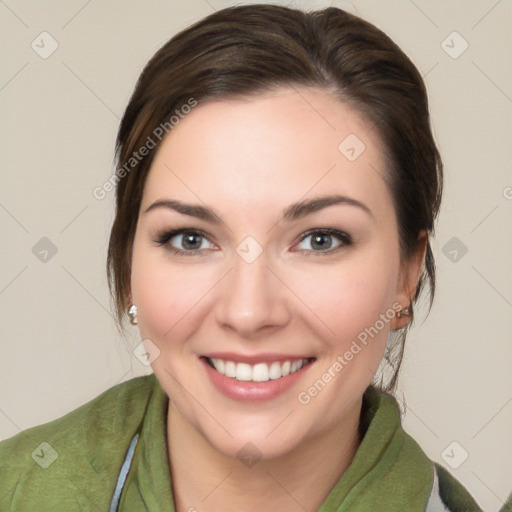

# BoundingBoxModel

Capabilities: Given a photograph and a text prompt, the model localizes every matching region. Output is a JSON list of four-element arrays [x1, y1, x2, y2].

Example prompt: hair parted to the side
[[107, 4, 443, 393]]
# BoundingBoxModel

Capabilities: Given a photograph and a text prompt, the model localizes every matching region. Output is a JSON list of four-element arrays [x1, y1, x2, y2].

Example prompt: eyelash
[[153, 227, 352, 257]]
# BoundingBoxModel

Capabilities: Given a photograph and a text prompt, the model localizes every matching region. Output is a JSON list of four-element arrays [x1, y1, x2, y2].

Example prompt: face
[[130, 87, 422, 460]]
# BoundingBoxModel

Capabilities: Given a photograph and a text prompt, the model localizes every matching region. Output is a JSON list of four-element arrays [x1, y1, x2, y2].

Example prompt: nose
[[215, 252, 290, 339]]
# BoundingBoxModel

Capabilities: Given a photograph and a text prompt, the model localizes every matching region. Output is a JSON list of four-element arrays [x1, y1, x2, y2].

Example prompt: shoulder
[[364, 388, 484, 512], [0, 374, 156, 510], [429, 463, 487, 512], [424, 463, 483, 512]]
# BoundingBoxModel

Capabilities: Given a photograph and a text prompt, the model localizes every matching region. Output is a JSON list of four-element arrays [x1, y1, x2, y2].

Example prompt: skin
[[130, 86, 427, 512]]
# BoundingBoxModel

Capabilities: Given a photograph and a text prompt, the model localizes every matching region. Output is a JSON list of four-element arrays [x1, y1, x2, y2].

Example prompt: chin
[[202, 426, 308, 464]]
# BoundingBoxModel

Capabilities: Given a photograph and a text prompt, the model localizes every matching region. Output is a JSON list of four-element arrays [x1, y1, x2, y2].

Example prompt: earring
[[397, 306, 411, 318], [128, 304, 138, 325]]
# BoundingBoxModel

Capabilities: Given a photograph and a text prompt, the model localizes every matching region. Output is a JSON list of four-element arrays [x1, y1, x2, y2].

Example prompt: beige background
[[1, 0, 511, 510]]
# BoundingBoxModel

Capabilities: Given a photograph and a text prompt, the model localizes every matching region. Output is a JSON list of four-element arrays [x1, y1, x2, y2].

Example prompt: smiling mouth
[[202, 356, 316, 383]]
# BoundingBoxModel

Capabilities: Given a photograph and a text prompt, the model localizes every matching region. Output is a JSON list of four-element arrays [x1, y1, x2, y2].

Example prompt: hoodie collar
[[118, 376, 433, 511]]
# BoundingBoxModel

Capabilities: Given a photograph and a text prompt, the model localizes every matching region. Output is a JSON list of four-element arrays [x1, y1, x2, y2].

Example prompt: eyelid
[[153, 227, 217, 253], [292, 228, 352, 255], [154, 226, 352, 257], [296, 228, 351, 244]]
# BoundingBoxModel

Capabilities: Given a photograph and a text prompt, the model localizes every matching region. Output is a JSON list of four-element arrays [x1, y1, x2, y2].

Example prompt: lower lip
[[201, 358, 314, 403]]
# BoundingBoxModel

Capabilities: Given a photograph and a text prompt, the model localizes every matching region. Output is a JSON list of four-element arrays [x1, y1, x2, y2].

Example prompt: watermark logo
[[236, 236, 263, 264], [338, 134, 366, 162], [237, 442, 262, 468], [31, 32, 59, 59], [297, 302, 402, 405], [442, 236, 468, 263], [133, 338, 161, 366], [93, 98, 197, 200], [32, 237, 58, 263], [441, 441, 469, 469], [31, 441, 58, 468], [441, 31, 469, 60]]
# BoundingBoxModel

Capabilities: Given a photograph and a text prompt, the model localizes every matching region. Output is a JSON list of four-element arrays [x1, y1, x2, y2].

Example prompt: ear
[[391, 230, 428, 330]]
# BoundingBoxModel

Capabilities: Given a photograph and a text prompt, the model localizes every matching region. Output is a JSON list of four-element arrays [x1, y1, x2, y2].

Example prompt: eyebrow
[[143, 194, 374, 223]]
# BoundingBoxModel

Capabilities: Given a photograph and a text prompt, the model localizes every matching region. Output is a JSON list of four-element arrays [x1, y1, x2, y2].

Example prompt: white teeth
[[268, 361, 282, 380], [208, 357, 310, 382], [224, 360, 236, 378], [210, 358, 224, 374], [235, 363, 253, 381], [252, 363, 270, 382]]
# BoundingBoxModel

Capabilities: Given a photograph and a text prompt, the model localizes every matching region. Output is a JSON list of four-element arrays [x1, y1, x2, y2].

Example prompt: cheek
[[130, 239, 215, 342], [290, 246, 400, 348], [131, 229, 401, 356]]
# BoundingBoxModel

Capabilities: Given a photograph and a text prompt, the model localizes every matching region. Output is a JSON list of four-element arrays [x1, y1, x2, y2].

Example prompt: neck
[[166, 400, 362, 512]]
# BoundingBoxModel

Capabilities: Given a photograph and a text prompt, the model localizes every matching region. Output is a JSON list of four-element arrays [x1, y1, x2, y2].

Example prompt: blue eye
[[154, 229, 214, 256], [295, 229, 352, 255], [154, 227, 352, 257]]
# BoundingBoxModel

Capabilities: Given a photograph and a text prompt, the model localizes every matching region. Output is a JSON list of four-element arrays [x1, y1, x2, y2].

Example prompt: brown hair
[[107, 4, 442, 392]]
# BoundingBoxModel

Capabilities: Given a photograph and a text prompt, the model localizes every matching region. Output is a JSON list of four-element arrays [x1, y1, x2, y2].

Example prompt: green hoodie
[[0, 373, 505, 511]]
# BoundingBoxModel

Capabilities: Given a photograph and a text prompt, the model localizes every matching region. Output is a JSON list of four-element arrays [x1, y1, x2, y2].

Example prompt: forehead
[[141, 87, 392, 224]]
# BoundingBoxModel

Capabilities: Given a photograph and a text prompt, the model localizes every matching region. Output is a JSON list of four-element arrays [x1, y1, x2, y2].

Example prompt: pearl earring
[[128, 304, 138, 325], [397, 306, 411, 318]]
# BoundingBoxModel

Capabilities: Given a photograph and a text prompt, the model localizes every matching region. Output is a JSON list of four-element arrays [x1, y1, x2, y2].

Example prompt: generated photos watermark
[[93, 97, 197, 200], [297, 302, 402, 405]]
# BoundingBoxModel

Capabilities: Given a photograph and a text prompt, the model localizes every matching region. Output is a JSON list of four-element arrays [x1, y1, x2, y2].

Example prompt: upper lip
[[201, 352, 315, 365]]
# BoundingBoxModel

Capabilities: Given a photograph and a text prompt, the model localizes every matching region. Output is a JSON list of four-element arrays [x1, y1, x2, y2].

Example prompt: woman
[[0, 4, 506, 511]]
